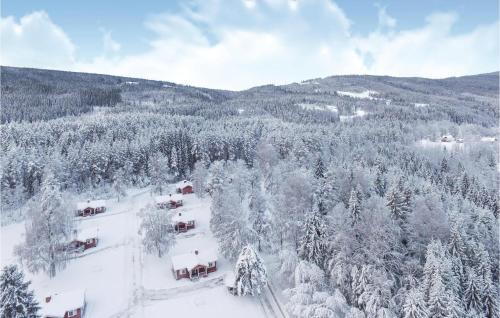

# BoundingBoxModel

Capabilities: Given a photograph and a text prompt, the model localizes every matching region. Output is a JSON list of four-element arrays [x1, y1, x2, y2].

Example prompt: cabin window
[[67, 309, 77, 317], [180, 269, 187, 274], [208, 262, 214, 267]]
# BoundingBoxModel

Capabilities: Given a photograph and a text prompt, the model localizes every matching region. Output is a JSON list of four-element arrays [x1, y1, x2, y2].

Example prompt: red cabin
[[154, 194, 183, 209], [176, 180, 194, 194], [76, 200, 106, 217], [67, 228, 98, 253], [41, 289, 86, 318], [171, 249, 217, 280], [172, 212, 195, 233]]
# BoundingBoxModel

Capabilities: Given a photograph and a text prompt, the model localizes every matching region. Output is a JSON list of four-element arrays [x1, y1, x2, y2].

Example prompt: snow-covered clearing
[[414, 103, 429, 108], [336, 90, 378, 100], [298, 103, 338, 113], [339, 109, 367, 122], [1, 186, 266, 318]]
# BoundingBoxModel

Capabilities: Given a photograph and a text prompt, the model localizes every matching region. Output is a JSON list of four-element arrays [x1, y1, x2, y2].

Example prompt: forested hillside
[[1, 67, 498, 318]]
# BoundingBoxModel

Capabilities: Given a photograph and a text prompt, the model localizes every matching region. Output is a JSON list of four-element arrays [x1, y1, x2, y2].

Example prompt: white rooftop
[[76, 200, 106, 210], [176, 180, 193, 189], [154, 194, 183, 203], [171, 211, 195, 223], [41, 289, 85, 317], [171, 249, 217, 271], [73, 227, 98, 241]]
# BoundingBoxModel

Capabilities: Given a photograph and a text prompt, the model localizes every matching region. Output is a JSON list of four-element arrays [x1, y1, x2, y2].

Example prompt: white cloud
[[101, 29, 121, 55], [0, 11, 75, 69], [376, 4, 396, 28], [353, 12, 499, 78], [1, 4, 498, 90]]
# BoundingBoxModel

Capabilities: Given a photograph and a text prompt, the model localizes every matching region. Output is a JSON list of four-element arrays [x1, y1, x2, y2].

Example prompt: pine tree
[[402, 289, 429, 318], [0, 265, 40, 318], [314, 157, 326, 179], [348, 186, 362, 225], [112, 168, 127, 202], [374, 170, 387, 197], [234, 245, 267, 296], [464, 269, 483, 314], [297, 199, 327, 268]]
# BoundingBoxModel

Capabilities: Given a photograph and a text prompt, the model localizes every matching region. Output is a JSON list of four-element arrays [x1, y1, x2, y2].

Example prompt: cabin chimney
[[45, 296, 51, 303], [178, 213, 182, 216], [194, 250, 199, 255]]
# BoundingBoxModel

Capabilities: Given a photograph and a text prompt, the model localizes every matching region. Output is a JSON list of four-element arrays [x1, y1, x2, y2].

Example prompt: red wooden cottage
[[154, 194, 183, 209], [41, 289, 86, 318], [172, 211, 195, 233], [76, 200, 106, 217], [176, 180, 194, 194], [171, 249, 217, 280], [67, 228, 98, 253]]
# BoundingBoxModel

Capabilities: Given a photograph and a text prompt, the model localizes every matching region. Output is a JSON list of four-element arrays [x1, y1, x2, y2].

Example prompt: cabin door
[[191, 268, 198, 278]]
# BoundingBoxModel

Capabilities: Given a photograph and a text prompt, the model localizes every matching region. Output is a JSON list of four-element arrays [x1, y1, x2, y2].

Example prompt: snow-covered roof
[[154, 194, 183, 203], [41, 289, 85, 317], [76, 200, 106, 210], [176, 180, 193, 189], [171, 211, 195, 223], [74, 228, 98, 241], [171, 249, 217, 271]]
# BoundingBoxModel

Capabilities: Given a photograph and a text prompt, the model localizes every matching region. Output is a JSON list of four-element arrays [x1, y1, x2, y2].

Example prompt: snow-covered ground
[[414, 103, 429, 108], [1, 186, 266, 318], [298, 103, 338, 112], [339, 109, 367, 122], [336, 90, 378, 100]]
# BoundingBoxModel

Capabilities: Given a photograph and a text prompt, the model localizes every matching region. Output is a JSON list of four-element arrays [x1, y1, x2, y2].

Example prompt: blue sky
[[1, 0, 498, 89]]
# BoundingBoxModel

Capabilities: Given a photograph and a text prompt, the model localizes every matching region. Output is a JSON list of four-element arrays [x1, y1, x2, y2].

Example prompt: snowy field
[[336, 90, 378, 100], [1, 186, 266, 318], [298, 103, 338, 112]]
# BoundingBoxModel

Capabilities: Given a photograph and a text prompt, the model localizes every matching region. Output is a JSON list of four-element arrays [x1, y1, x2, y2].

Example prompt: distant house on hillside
[[154, 194, 183, 209], [67, 228, 98, 253], [171, 249, 217, 280], [76, 200, 106, 217], [176, 180, 194, 194], [172, 211, 195, 233], [441, 135, 453, 142], [42, 289, 86, 318]]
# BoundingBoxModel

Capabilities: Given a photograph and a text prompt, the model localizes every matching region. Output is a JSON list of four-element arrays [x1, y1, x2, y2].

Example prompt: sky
[[1, 0, 499, 90]]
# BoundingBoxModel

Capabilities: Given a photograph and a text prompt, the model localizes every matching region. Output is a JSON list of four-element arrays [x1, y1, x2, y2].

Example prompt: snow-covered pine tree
[[138, 204, 175, 257], [402, 289, 429, 318], [15, 170, 74, 278], [298, 197, 328, 269], [234, 245, 267, 296], [386, 187, 406, 221], [0, 265, 40, 318], [374, 169, 387, 197], [248, 186, 271, 252], [348, 186, 362, 225], [463, 269, 483, 314], [192, 160, 208, 198], [148, 154, 170, 195], [112, 168, 127, 202], [314, 156, 326, 179]]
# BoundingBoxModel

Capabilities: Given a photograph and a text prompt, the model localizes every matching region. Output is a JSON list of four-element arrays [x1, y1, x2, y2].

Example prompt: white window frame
[[67, 309, 77, 317]]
